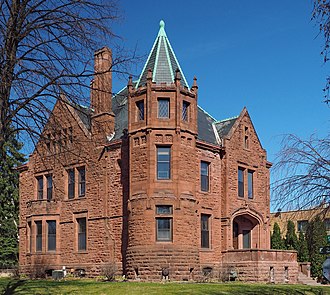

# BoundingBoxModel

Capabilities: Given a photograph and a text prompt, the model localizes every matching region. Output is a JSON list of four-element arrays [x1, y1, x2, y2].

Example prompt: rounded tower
[[126, 21, 200, 281]]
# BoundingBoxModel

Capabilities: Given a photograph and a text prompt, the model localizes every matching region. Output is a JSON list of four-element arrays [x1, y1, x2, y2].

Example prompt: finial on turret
[[175, 68, 181, 80], [147, 68, 152, 80], [191, 76, 198, 93], [128, 76, 133, 87], [193, 76, 197, 87], [158, 20, 166, 37]]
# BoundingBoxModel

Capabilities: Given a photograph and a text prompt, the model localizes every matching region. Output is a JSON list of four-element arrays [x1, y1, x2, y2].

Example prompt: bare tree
[[0, 0, 133, 162], [272, 133, 330, 212], [312, 0, 330, 101]]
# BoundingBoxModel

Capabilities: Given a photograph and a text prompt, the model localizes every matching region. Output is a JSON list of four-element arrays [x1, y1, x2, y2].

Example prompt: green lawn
[[0, 278, 329, 295]]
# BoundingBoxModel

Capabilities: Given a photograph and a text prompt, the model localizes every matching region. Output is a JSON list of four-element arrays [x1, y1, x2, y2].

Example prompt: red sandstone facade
[[18, 21, 298, 282]]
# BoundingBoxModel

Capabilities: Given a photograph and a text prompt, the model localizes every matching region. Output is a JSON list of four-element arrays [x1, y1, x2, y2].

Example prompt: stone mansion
[[18, 21, 298, 282]]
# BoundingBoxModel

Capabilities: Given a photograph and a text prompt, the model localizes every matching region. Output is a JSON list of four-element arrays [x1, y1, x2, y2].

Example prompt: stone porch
[[221, 249, 298, 283]]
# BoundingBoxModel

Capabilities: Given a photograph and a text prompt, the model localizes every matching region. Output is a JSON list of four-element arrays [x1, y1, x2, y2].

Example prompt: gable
[[32, 98, 92, 157]]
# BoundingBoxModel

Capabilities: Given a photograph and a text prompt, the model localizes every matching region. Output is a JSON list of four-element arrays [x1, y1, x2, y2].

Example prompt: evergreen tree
[[271, 222, 285, 249], [285, 220, 298, 250], [297, 230, 309, 262], [305, 216, 327, 278], [0, 130, 25, 267]]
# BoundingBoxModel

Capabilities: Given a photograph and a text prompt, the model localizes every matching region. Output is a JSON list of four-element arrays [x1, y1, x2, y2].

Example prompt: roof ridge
[[197, 105, 217, 121], [215, 115, 239, 124]]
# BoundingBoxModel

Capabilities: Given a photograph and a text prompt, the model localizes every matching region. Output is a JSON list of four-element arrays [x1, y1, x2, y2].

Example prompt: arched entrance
[[232, 214, 260, 249]]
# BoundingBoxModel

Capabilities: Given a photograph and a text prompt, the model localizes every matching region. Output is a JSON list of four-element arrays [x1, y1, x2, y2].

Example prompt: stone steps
[[298, 272, 321, 286]]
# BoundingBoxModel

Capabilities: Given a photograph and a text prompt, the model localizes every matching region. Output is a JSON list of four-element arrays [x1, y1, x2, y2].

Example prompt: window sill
[[76, 250, 88, 254], [156, 180, 173, 183], [200, 248, 213, 252], [65, 197, 86, 202]]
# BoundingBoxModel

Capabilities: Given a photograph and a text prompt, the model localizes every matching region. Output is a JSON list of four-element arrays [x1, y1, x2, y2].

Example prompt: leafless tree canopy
[[0, 0, 134, 158], [272, 134, 330, 211], [312, 0, 330, 101]]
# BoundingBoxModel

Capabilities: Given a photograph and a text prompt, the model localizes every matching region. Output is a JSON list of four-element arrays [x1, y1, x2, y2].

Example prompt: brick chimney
[[91, 47, 115, 143], [91, 47, 112, 114]]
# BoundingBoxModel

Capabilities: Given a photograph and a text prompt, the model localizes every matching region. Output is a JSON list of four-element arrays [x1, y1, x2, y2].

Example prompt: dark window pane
[[47, 220, 56, 251], [157, 147, 170, 179], [28, 222, 32, 253], [156, 218, 172, 241], [248, 171, 253, 199], [298, 220, 308, 232], [35, 221, 42, 252], [37, 177, 43, 200], [78, 167, 86, 197], [182, 101, 189, 121], [238, 168, 244, 197], [201, 161, 209, 192], [68, 169, 75, 199], [325, 219, 330, 231], [156, 205, 172, 215], [158, 99, 169, 118], [201, 214, 210, 248], [47, 175, 52, 200], [243, 230, 251, 249], [136, 100, 144, 120], [77, 218, 87, 250]]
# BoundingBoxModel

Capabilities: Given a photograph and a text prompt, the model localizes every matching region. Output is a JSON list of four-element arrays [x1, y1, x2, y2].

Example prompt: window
[[201, 214, 210, 248], [182, 101, 189, 121], [157, 147, 171, 179], [156, 205, 172, 241], [37, 176, 43, 200], [325, 219, 330, 232], [68, 169, 75, 199], [244, 126, 249, 149], [238, 167, 244, 197], [158, 98, 169, 118], [77, 217, 87, 251], [68, 127, 73, 143], [78, 167, 86, 197], [248, 170, 253, 199], [28, 221, 32, 253], [47, 221, 56, 251], [35, 221, 42, 252], [201, 161, 209, 192], [136, 100, 144, 120], [46, 133, 51, 151], [243, 230, 251, 248], [297, 220, 308, 232], [46, 175, 53, 200]]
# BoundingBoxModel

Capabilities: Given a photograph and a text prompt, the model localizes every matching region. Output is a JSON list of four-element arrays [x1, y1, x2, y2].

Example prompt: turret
[[126, 20, 200, 281]]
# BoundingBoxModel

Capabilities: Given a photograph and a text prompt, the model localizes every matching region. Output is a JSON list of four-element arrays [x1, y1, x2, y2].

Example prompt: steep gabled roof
[[136, 20, 189, 88], [74, 104, 92, 130], [197, 107, 218, 145], [214, 116, 238, 139]]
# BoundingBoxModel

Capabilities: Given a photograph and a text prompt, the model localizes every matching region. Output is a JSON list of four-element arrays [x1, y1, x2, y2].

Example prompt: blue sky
[[112, 0, 329, 165]]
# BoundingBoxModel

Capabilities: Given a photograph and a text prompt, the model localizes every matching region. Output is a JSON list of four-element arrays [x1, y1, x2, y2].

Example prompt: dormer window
[[158, 98, 169, 118]]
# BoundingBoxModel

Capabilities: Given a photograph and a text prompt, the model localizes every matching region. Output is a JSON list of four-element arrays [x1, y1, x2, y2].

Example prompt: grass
[[0, 278, 329, 295]]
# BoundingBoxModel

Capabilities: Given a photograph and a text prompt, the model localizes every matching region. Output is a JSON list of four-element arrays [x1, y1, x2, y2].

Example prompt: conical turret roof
[[136, 20, 189, 88]]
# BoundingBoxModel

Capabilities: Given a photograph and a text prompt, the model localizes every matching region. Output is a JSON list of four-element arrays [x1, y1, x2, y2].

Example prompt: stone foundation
[[126, 245, 200, 281], [222, 249, 298, 283]]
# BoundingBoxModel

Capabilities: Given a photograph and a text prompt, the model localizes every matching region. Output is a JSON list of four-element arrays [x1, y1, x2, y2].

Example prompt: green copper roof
[[136, 20, 189, 88]]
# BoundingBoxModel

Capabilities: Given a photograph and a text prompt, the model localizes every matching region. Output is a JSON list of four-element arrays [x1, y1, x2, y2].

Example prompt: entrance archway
[[232, 214, 260, 249]]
